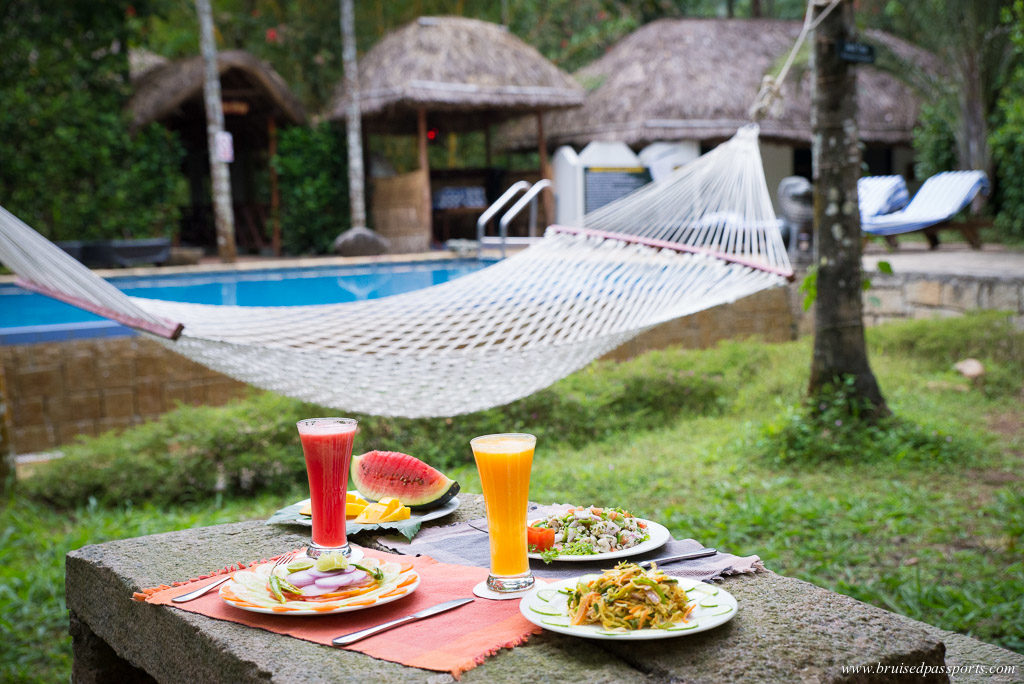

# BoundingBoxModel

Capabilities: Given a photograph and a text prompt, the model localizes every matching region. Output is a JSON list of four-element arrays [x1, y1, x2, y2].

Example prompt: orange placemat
[[136, 548, 540, 678]]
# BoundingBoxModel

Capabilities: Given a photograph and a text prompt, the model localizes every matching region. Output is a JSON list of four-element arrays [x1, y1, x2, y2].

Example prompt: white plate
[[526, 518, 670, 562], [220, 560, 420, 617], [519, 575, 737, 640], [282, 492, 461, 529]]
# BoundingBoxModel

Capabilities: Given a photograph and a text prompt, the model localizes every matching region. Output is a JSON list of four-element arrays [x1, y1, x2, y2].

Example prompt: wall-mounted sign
[[583, 167, 650, 214], [221, 100, 250, 116], [214, 131, 234, 163], [838, 40, 875, 64]]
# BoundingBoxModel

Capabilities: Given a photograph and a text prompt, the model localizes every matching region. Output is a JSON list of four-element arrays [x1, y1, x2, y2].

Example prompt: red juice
[[297, 418, 357, 549]]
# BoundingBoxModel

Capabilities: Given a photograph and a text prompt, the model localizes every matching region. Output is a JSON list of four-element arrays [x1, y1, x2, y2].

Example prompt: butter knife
[[639, 548, 717, 568], [332, 598, 474, 646]]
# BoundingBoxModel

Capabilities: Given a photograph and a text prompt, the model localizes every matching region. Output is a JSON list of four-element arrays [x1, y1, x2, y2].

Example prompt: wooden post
[[417, 108, 432, 239], [268, 116, 281, 256], [195, 0, 237, 263], [808, 0, 888, 416], [536, 111, 554, 227]]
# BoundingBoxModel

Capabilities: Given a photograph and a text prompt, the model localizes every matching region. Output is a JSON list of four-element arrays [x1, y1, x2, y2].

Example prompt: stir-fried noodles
[[566, 562, 694, 630]]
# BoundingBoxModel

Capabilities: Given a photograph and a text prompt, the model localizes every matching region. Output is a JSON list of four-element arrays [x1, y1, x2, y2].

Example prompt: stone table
[[66, 496, 1023, 683]]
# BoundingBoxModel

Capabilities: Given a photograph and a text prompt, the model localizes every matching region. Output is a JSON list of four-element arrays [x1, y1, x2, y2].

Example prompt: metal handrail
[[496, 179, 552, 258], [476, 181, 530, 245]]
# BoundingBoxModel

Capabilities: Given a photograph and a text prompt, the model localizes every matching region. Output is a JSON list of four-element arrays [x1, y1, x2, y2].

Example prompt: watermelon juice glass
[[470, 433, 536, 593], [297, 417, 358, 558]]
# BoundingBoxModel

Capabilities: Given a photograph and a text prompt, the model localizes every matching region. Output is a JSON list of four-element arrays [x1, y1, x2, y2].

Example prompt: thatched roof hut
[[499, 18, 935, 150], [328, 16, 583, 133], [327, 16, 584, 251], [128, 49, 306, 131]]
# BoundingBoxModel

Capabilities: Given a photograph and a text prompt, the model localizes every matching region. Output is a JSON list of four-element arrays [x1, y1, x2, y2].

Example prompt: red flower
[[125, 5, 136, 17], [265, 27, 279, 43]]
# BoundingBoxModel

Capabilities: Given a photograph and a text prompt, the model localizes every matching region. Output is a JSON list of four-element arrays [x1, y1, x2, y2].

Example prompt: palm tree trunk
[[808, 0, 888, 416], [340, 0, 367, 230], [196, 0, 237, 262]]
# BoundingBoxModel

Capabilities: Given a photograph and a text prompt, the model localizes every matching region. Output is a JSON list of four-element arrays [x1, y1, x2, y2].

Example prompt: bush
[[273, 122, 350, 255], [991, 92, 1024, 242], [23, 360, 724, 509], [753, 375, 977, 465], [911, 101, 959, 181], [0, 2, 186, 241]]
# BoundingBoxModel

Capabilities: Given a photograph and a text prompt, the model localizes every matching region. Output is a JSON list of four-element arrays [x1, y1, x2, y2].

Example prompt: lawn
[[2, 312, 1021, 683]]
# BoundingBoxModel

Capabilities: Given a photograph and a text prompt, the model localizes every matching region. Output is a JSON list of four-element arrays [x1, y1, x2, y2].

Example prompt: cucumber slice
[[710, 606, 734, 616], [699, 600, 718, 608], [541, 618, 571, 627], [666, 622, 700, 631], [536, 589, 558, 603], [530, 605, 563, 616]]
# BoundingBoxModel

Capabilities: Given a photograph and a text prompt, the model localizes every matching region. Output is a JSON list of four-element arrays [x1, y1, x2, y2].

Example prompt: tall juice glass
[[470, 433, 536, 593], [297, 417, 357, 557]]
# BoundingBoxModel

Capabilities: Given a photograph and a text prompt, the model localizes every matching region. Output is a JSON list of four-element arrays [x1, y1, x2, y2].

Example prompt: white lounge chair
[[858, 175, 910, 222], [861, 171, 989, 249]]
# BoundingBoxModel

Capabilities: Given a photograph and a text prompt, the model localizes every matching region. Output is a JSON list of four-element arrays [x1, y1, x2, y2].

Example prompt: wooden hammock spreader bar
[[549, 225, 796, 281], [14, 277, 184, 340]]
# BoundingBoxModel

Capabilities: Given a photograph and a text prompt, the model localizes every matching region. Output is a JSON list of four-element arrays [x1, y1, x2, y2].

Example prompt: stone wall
[[863, 273, 1023, 325], [1, 337, 247, 454]]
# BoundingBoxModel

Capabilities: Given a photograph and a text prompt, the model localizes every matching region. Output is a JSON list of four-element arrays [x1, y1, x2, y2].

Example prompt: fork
[[171, 550, 299, 603]]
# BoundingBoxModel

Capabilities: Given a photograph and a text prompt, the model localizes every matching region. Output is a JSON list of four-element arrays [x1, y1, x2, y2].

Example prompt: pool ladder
[[475, 179, 552, 258]]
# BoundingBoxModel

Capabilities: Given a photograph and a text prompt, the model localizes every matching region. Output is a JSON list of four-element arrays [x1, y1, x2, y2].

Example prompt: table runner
[[135, 548, 539, 677], [380, 504, 764, 581]]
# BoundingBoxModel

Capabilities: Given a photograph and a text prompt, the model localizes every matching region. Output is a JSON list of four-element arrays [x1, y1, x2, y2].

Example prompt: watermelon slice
[[350, 450, 460, 511]]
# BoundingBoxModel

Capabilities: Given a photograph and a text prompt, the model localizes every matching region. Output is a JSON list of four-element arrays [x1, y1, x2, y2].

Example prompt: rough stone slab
[[598, 571, 947, 683], [65, 497, 1023, 683]]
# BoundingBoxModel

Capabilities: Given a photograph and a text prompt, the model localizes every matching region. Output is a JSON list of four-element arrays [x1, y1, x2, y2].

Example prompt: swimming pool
[[0, 258, 494, 345]]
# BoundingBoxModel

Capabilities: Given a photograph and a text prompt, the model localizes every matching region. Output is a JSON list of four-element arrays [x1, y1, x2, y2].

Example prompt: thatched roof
[[500, 18, 937, 150], [128, 50, 306, 131], [329, 16, 584, 134]]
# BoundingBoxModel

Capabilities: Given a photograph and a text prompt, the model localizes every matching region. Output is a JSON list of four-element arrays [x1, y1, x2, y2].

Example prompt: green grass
[[2, 312, 1022, 682]]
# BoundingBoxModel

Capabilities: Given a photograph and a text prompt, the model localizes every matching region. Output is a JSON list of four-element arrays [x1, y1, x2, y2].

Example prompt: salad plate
[[519, 575, 737, 640], [220, 557, 420, 617], [527, 517, 670, 562]]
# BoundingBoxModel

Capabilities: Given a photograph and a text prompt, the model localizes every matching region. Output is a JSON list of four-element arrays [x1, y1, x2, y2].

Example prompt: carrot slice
[[396, 575, 417, 589], [379, 588, 407, 598], [399, 562, 415, 573], [345, 599, 377, 606]]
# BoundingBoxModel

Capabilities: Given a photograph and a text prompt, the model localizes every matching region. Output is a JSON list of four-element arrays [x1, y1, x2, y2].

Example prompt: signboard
[[214, 131, 234, 163], [583, 167, 650, 214], [838, 41, 875, 64]]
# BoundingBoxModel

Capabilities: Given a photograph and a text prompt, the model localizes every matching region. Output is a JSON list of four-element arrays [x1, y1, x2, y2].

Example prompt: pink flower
[[266, 27, 279, 43]]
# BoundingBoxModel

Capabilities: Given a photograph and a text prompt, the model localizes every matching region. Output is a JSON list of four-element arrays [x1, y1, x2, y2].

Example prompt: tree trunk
[[808, 0, 888, 416], [196, 0, 237, 263], [340, 0, 367, 230]]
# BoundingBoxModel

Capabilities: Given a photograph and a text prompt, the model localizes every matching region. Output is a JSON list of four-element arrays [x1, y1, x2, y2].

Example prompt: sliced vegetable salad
[[529, 506, 649, 561], [220, 552, 418, 614], [566, 562, 693, 630]]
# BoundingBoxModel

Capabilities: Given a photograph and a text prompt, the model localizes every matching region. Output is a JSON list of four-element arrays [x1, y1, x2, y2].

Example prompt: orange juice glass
[[470, 433, 536, 593]]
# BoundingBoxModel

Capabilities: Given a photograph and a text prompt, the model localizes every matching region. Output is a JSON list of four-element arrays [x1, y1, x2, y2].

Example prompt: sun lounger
[[858, 175, 910, 222], [861, 171, 989, 249]]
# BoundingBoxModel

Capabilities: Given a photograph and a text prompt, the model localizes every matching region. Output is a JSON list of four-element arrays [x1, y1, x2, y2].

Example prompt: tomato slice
[[527, 525, 555, 551]]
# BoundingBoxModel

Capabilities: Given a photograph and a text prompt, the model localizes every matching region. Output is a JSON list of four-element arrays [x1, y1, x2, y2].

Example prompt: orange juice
[[471, 433, 535, 583]]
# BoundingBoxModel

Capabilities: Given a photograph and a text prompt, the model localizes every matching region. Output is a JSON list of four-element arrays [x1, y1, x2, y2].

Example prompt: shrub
[[911, 101, 959, 181], [753, 375, 977, 465], [273, 122, 350, 255], [22, 360, 724, 509]]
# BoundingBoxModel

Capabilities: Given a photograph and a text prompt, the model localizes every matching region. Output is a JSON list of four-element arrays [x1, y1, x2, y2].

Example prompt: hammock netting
[[0, 125, 792, 417]]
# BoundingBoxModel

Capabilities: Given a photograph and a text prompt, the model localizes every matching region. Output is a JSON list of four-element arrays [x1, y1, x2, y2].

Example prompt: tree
[[808, 0, 888, 416], [859, 0, 1019, 176], [0, 1, 185, 241]]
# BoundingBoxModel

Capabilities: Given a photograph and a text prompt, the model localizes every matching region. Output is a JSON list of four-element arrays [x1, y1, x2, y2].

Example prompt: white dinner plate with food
[[527, 517, 671, 562], [220, 556, 419, 617], [519, 574, 737, 640]]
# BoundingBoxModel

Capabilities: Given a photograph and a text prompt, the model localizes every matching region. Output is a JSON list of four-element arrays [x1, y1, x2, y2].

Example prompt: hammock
[[0, 125, 792, 417]]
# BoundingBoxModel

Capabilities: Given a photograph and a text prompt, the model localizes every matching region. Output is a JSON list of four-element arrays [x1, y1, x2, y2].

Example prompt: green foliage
[[23, 359, 724, 509], [753, 375, 973, 464], [990, 0, 1024, 242], [0, 1, 186, 241], [912, 101, 960, 180], [273, 123, 350, 255]]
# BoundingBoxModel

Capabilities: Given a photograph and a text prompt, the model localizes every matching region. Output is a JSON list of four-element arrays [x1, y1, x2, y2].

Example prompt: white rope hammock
[[0, 125, 792, 417]]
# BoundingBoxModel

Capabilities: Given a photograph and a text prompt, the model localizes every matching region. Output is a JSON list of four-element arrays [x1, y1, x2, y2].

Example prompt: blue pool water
[[0, 259, 493, 345]]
